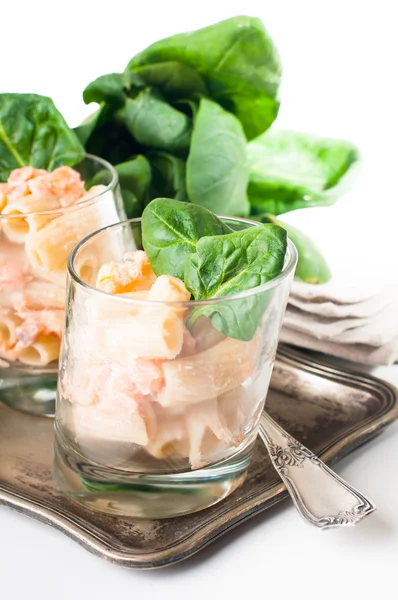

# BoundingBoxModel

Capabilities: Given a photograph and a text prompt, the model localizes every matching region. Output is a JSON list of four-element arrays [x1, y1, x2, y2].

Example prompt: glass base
[[53, 431, 253, 519], [0, 366, 57, 416]]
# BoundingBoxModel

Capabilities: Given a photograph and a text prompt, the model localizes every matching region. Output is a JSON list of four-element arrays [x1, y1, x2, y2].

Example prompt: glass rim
[[68, 216, 298, 306], [0, 153, 118, 220]]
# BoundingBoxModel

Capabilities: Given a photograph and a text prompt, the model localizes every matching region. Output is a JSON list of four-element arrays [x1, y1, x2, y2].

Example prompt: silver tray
[[0, 345, 397, 569]]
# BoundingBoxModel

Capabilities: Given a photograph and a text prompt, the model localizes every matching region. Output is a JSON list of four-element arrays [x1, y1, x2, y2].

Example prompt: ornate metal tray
[[0, 345, 396, 569]]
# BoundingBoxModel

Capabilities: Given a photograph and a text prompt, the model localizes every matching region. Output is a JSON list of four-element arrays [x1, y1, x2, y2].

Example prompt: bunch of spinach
[[0, 93, 85, 181], [142, 198, 287, 341], [77, 15, 360, 284]]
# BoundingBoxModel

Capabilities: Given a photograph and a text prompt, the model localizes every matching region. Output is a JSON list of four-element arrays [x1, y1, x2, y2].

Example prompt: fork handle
[[258, 412, 376, 529]]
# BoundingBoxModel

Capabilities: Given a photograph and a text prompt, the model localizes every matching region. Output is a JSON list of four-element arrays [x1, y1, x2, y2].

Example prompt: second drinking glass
[[0, 155, 125, 415]]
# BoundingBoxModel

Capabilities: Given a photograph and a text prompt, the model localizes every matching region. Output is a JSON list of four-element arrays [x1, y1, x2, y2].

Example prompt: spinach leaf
[[257, 213, 331, 284], [186, 98, 250, 216], [84, 116, 140, 165], [115, 156, 151, 217], [90, 155, 151, 218], [247, 129, 360, 215], [125, 89, 192, 155], [0, 93, 85, 181], [185, 224, 287, 341], [148, 152, 187, 202], [83, 72, 143, 108], [74, 109, 103, 146], [126, 16, 281, 140], [141, 197, 231, 279], [132, 62, 207, 99]]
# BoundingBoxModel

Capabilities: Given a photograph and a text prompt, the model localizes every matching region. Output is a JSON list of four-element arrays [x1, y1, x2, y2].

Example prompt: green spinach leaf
[[132, 62, 207, 99], [74, 109, 103, 146], [148, 152, 187, 203], [126, 16, 281, 140], [185, 224, 287, 340], [257, 213, 331, 284], [84, 115, 141, 165], [125, 89, 192, 155], [0, 93, 85, 181], [83, 72, 143, 108], [115, 156, 151, 217], [141, 197, 231, 279], [186, 98, 250, 216], [90, 155, 151, 218], [247, 129, 360, 215]]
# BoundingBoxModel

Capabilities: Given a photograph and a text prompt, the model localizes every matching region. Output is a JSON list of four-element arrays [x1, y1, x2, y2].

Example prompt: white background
[[1, 1, 397, 598]]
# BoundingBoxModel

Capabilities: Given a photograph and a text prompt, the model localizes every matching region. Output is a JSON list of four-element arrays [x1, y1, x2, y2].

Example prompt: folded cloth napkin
[[280, 327, 398, 366], [283, 300, 398, 347], [281, 282, 398, 366], [289, 288, 397, 319]]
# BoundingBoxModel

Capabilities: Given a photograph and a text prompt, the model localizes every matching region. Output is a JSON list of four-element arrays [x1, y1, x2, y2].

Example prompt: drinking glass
[[0, 155, 126, 415], [53, 217, 297, 518]]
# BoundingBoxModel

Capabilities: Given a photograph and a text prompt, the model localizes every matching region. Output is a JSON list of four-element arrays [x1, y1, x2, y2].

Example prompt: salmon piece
[[126, 357, 165, 396], [96, 250, 156, 294], [14, 306, 64, 346], [6, 167, 47, 203], [69, 362, 157, 447], [0, 259, 31, 289], [27, 166, 84, 207], [7, 166, 47, 185]]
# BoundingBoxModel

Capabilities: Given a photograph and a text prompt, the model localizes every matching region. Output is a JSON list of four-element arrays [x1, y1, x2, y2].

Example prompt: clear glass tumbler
[[53, 217, 297, 518], [0, 155, 125, 415]]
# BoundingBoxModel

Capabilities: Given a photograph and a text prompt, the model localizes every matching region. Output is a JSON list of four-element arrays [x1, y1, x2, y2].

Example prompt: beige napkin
[[280, 327, 398, 366], [281, 282, 398, 366]]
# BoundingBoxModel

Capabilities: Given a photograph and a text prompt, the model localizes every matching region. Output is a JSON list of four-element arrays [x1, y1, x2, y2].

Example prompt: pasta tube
[[147, 275, 191, 302], [23, 280, 66, 309], [17, 333, 60, 366], [101, 307, 184, 360], [0, 311, 22, 350], [72, 404, 152, 446], [75, 251, 101, 285], [157, 334, 261, 406], [25, 204, 102, 273], [0, 288, 23, 310], [1, 198, 59, 243], [217, 386, 261, 443], [0, 184, 7, 212]]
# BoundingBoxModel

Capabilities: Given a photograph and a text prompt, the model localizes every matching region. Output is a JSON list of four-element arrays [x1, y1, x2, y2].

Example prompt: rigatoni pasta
[[17, 333, 61, 366], [0, 163, 121, 369], [0, 311, 23, 352], [66, 248, 268, 471], [25, 204, 102, 273], [157, 334, 261, 406], [102, 308, 185, 360]]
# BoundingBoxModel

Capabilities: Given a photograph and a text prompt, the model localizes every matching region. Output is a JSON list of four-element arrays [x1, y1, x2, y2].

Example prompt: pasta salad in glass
[[54, 200, 297, 518]]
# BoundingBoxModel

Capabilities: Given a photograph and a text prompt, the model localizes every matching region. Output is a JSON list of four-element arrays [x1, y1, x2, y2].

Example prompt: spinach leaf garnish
[[141, 199, 287, 341], [185, 224, 287, 341], [141, 198, 232, 279]]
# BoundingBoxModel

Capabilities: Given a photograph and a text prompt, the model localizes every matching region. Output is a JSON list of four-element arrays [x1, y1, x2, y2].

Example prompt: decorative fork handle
[[258, 412, 376, 529]]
